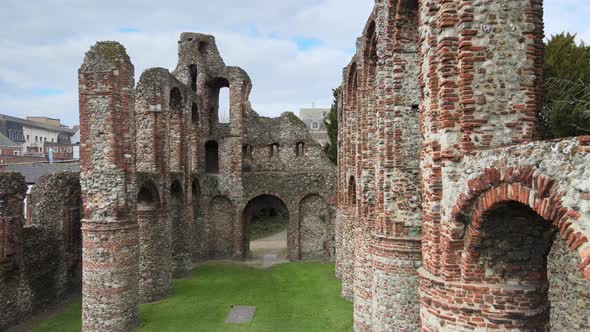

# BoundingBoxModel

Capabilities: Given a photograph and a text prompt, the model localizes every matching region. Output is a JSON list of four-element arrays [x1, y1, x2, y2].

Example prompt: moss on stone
[[93, 42, 129, 61], [281, 111, 305, 127]]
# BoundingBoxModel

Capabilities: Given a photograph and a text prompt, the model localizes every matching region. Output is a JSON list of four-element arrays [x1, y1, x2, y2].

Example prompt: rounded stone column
[[79, 41, 138, 332], [371, 236, 421, 331]]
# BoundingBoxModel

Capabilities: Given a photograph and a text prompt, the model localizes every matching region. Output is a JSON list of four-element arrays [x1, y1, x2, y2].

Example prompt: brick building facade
[[336, 1, 590, 331]]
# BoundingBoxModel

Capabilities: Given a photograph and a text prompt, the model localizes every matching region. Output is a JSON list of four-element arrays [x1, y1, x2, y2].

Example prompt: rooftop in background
[[299, 108, 330, 120], [0, 114, 78, 133], [2, 162, 80, 184], [27, 116, 65, 128], [0, 133, 20, 147]]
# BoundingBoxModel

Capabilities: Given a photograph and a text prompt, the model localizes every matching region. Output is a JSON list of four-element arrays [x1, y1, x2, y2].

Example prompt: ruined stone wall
[[0, 173, 28, 330], [337, 0, 590, 331], [418, 137, 590, 331], [26, 172, 82, 312], [241, 110, 336, 260], [0, 172, 81, 330], [6, 29, 330, 332], [336, 1, 423, 330], [299, 194, 332, 259]]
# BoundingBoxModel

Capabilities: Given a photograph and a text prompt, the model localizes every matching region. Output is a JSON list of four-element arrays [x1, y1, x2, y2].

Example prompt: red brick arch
[[446, 166, 590, 281]]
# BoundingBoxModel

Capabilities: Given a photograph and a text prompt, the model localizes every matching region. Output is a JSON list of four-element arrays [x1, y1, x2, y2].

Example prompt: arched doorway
[[242, 195, 289, 260], [459, 200, 590, 330], [431, 169, 590, 331]]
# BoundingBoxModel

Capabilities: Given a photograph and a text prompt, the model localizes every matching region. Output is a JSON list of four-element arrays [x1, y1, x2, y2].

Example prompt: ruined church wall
[[418, 137, 590, 331], [0, 173, 28, 330], [336, 1, 423, 330], [0, 172, 81, 330]]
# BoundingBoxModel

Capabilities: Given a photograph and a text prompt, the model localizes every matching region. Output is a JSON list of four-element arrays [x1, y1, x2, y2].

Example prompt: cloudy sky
[[1, 0, 588, 127]]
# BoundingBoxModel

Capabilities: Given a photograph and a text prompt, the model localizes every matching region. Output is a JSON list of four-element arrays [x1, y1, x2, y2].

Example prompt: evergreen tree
[[324, 87, 340, 164], [543, 33, 590, 137]]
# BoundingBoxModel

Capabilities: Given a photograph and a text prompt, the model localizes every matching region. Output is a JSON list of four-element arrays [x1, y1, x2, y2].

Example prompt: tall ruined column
[[79, 42, 138, 332], [418, 0, 546, 330], [369, 1, 423, 331]]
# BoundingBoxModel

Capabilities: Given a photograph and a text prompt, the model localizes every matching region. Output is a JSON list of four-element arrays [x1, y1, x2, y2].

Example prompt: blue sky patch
[[119, 27, 140, 33], [33, 87, 64, 97], [295, 37, 322, 51]]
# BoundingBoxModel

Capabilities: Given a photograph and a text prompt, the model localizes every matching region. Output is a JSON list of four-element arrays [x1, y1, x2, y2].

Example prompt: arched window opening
[[348, 176, 357, 205], [170, 87, 183, 113], [138, 186, 157, 207], [270, 143, 279, 157], [189, 65, 198, 92], [192, 103, 199, 125], [137, 182, 160, 211], [364, 21, 378, 87], [471, 201, 555, 283], [461, 200, 563, 329], [405, 0, 419, 10], [296, 142, 305, 157], [170, 181, 183, 199], [243, 145, 253, 159], [219, 87, 230, 124], [198, 41, 207, 53], [206, 77, 231, 126], [205, 140, 219, 173]]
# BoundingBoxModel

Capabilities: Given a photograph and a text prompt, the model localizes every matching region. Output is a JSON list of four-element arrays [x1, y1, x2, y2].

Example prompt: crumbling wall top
[[79, 41, 132, 72]]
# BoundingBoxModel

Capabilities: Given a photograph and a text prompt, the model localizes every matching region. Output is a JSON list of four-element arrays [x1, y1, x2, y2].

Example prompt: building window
[[311, 121, 320, 130], [205, 140, 219, 174], [296, 142, 305, 157], [243, 145, 253, 159], [192, 103, 199, 125], [270, 143, 279, 157], [26, 135, 29, 142], [35, 136, 38, 143]]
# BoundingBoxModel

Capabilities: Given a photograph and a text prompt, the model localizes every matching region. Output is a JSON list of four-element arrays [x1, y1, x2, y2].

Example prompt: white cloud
[[0, 0, 588, 126], [0, 0, 374, 126]]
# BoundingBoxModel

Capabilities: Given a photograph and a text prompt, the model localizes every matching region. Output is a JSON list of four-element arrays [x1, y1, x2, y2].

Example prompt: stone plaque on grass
[[225, 305, 256, 324]]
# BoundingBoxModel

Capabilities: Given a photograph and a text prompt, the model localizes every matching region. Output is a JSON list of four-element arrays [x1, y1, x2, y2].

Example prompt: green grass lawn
[[31, 262, 352, 332]]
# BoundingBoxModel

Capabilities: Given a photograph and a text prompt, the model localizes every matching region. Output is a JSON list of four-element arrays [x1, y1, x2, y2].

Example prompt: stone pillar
[[417, 0, 546, 330], [138, 207, 171, 302], [79, 42, 139, 332], [353, 222, 373, 331], [0, 173, 27, 330]]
